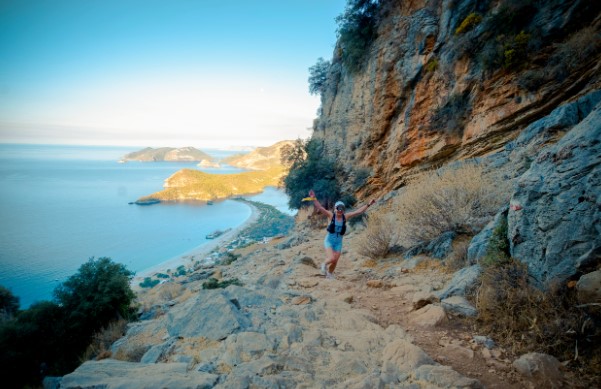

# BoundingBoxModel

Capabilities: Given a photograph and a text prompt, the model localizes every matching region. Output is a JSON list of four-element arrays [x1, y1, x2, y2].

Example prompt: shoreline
[[131, 202, 260, 286]]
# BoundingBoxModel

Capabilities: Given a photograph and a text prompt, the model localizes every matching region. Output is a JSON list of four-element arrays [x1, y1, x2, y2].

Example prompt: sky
[[0, 0, 347, 148]]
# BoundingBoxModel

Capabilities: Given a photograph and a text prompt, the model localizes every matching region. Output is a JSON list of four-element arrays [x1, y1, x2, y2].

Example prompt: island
[[119, 147, 217, 163], [134, 140, 295, 204]]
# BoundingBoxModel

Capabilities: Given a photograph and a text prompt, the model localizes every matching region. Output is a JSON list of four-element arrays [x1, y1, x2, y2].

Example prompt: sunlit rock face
[[313, 0, 601, 198]]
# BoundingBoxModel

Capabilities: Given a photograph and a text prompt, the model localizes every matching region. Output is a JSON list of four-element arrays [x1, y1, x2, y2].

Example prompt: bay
[[0, 144, 293, 308]]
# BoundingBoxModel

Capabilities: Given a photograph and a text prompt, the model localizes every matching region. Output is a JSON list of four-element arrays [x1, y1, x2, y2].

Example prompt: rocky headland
[[120, 147, 217, 164]]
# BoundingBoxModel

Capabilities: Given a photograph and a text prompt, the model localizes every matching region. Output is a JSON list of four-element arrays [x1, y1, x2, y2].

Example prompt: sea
[[0, 144, 294, 309]]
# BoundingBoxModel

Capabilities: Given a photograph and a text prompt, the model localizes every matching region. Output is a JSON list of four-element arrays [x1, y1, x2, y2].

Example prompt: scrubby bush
[[0, 285, 19, 321], [474, 260, 601, 379], [356, 210, 397, 259], [139, 277, 160, 288], [503, 30, 530, 69], [455, 12, 482, 35], [202, 277, 243, 290], [283, 138, 350, 210], [0, 257, 136, 387], [308, 57, 331, 96], [80, 318, 128, 362], [392, 162, 510, 247], [336, 0, 380, 72]]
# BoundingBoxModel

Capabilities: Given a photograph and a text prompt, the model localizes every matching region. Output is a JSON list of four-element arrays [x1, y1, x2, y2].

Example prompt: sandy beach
[[132, 202, 260, 286]]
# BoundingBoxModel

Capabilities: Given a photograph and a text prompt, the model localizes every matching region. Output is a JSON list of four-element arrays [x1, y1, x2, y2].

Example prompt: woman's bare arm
[[346, 199, 376, 218], [309, 189, 333, 218]]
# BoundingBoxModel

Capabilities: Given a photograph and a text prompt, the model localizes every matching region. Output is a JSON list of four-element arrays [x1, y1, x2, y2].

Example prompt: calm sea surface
[[0, 144, 293, 308]]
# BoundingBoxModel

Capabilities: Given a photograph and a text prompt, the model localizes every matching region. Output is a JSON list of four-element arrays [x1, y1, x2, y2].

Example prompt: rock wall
[[313, 0, 601, 198]]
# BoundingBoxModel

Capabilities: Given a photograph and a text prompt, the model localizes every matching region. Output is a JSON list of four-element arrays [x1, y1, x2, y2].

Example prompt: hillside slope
[[223, 140, 294, 170]]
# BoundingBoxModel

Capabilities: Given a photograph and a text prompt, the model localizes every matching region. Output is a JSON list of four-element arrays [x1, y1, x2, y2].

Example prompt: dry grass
[[392, 162, 510, 247], [112, 343, 150, 362], [444, 235, 471, 271], [80, 318, 128, 362], [474, 261, 601, 378], [356, 210, 398, 259]]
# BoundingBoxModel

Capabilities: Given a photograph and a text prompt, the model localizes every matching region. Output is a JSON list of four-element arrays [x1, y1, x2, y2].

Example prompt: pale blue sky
[[0, 0, 346, 148]]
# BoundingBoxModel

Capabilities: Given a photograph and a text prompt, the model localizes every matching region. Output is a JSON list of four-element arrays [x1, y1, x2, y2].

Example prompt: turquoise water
[[0, 144, 292, 308]]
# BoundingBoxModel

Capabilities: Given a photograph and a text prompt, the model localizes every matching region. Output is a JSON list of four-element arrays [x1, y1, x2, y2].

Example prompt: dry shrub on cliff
[[81, 318, 128, 362], [356, 210, 398, 259], [475, 261, 601, 378], [393, 162, 510, 246]]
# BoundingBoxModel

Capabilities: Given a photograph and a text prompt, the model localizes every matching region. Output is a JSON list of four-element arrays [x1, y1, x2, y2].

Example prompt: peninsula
[[135, 166, 286, 203]]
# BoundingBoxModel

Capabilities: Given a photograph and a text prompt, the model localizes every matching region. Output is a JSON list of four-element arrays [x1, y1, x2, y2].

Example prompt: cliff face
[[314, 0, 601, 198]]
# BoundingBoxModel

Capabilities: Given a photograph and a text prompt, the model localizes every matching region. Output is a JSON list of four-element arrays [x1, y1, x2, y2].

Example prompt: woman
[[308, 189, 376, 279]]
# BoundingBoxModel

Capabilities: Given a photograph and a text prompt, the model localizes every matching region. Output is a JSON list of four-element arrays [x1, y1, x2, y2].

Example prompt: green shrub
[[202, 277, 243, 290], [175, 265, 187, 277], [335, 0, 380, 72], [282, 138, 351, 210], [308, 57, 331, 96], [480, 214, 511, 268], [503, 31, 530, 69], [218, 252, 239, 266], [455, 12, 482, 35], [0, 285, 19, 321], [139, 277, 160, 288], [425, 58, 439, 73]]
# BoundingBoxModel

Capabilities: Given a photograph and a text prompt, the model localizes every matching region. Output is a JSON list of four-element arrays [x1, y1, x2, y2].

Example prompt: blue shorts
[[324, 233, 343, 252]]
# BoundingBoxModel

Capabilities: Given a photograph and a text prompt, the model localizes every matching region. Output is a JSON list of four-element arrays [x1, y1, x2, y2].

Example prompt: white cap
[[334, 201, 345, 209]]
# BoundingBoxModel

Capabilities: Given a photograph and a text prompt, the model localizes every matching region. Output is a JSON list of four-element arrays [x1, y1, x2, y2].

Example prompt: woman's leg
[[328, 250, 341, 274]]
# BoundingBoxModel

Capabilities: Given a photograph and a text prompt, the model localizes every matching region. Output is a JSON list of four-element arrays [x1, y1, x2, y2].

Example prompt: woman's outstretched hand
[[309, 189, 316, 198]]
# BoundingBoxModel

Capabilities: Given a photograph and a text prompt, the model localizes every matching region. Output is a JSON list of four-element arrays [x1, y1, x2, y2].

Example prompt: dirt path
[[239, 227, 531, 388]]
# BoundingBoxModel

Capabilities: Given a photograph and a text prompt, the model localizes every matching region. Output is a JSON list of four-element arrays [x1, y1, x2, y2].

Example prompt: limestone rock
[[412, 290, 440, 310], [512, 352, 564, 388], [61, 360, 219, 389], [441, 296, 477, 317], [509, 98, 601, 285], [410, 304, 447, 328], [576, 269, 601, 304], [437, 265, 482, 299]]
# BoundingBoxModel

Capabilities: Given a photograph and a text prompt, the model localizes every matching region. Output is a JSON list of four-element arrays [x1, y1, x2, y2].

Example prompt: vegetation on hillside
[[235, 199, 294, 241], [0, 257, 135, 388], [355, 161, 600, 379], [282, 138, 355, 210], [138, 166, 286, 203], [335, 0, 380, 72]]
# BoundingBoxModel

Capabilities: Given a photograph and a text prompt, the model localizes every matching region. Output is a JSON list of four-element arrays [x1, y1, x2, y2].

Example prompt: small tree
[[282, 138, 348, 210], [336, 0, 380, 72], [54, 257, 135, 354], [308, 57, 331, 96], [0, 285, 19, 321]]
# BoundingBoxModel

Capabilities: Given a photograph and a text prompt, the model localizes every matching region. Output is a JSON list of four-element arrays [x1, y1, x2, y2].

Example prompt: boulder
[[509, 98, 601, 285], [441, 296, 477, 317], [512, 352, 564, 388], [437, 265, 482, 299], [60, 360, 219, 389], [576, 270, 601, 304], [410, 304, 447, 328]]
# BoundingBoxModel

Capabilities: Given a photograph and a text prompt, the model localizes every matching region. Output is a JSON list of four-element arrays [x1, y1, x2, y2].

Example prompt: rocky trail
[[60, 222, 576, 388]]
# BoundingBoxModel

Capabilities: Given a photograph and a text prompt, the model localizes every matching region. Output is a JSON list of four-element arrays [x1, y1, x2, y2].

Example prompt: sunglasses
[[336, 206, 344, 211]]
